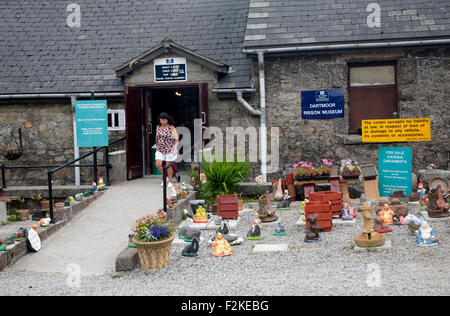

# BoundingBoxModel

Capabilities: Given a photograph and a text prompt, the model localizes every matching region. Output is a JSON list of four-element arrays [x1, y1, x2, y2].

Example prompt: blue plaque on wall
[[75, 100, 109, 147], [301, 89, 345, 119]]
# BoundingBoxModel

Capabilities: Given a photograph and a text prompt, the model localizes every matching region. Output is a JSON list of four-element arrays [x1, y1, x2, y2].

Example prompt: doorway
[[124, 83, 208, 180], [146, 86, 200, 175]]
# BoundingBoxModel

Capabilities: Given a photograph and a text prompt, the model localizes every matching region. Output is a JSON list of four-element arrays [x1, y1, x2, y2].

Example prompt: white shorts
[[155, 151, 177, 162]]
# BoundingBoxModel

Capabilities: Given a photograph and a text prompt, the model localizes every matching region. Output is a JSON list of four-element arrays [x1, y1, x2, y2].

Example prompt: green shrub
[[193, 155, 250, 204]]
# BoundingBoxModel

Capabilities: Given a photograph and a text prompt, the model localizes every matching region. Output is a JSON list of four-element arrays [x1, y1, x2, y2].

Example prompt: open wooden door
[[199, 83, 209, 144], [125, 86, 144, 180]]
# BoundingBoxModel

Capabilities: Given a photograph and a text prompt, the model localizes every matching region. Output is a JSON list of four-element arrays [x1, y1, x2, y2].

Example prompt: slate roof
[[0, 0, 252, 95], [244, 0, 450, 48]]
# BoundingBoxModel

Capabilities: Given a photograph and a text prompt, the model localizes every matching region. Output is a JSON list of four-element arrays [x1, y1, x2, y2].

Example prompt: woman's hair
[[159, 112, 174, 126]]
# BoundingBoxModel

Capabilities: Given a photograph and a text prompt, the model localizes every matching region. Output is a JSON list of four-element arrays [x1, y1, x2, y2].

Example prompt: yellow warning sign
[[362, 118, 431, 142]]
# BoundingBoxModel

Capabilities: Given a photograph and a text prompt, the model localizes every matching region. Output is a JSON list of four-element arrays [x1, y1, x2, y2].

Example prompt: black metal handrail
[[45, 136, 125, 223]]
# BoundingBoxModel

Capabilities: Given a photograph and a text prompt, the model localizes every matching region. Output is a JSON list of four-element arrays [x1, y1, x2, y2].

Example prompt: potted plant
[[342, 161, 360, 179], [132, 215, 176, 270], [294, 162, 314, 181], [193, 154, 250, 210], [313, 159, 332, 179]]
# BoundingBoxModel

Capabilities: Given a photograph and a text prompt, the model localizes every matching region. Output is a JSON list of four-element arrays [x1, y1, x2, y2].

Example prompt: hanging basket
[[4, 146, 23, 160], [4, 128, 23, 161], [133, 235, 174, 270]]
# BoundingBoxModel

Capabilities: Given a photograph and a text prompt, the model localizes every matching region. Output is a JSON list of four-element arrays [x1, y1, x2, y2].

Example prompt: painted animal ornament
[[276, 190, 292, 209], [415, 220, 439, 247], [193, 205, 208, 223], [246, 218, 262, 240], [304, 214, 321, 243], [273, 219, 286, 236], [39, 218, 51, 227], [212, 233, 232, 257], [216, 220, 230, 236], [182, 237, 199, 257], [373, 216, 393, 233], [273, 179, 284, 201]]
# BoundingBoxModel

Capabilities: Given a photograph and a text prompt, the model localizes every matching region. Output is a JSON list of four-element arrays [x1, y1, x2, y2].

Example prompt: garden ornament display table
[[295, 176, 359, 202]]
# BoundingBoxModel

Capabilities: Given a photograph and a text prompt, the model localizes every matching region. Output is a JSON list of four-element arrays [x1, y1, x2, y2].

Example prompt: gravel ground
[[1, 202, 449, 296]]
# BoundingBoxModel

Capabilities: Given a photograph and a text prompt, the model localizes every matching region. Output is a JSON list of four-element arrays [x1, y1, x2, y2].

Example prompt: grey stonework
[[1, 47, 449, 186], [0, 99, 125, 186], [258, 47, 450, 179]]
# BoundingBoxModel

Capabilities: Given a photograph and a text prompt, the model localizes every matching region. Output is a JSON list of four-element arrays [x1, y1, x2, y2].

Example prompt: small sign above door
[[154, 57, 187, 82]]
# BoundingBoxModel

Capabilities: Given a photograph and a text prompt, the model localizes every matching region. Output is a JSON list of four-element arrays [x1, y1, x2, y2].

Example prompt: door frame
[[129, 82, 209, 175]]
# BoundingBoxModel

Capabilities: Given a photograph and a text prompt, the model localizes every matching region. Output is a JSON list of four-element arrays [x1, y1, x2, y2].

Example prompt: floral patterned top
[[156, 125, 176, 154]]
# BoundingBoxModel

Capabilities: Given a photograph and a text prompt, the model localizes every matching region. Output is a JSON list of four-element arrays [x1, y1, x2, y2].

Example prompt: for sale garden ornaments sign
[[378, 147, 412, 197]]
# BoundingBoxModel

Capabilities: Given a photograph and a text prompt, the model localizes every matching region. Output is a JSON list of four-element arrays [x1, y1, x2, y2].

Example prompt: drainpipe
[[258, 52, 267, 183], [235, 91, 261, 116], [70, 96, 81, 186]]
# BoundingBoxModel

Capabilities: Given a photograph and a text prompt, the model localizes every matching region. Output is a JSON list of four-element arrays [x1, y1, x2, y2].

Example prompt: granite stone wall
[[0, 99, 125, 186], [258, 47, 450, 179]]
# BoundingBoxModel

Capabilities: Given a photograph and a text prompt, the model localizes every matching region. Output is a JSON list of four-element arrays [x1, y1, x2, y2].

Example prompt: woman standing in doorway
[[155, 112, 178, 187]]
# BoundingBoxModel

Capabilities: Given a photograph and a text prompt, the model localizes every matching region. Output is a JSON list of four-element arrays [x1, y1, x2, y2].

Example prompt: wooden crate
[[217, 195, 239, 219], [309, 191, 342, 202]]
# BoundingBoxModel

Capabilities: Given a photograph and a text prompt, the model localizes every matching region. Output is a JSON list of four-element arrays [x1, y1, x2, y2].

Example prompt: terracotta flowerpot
[[133, 235, 175, 270], [41, 200, 49, 210], [17, 209, 30, 221]]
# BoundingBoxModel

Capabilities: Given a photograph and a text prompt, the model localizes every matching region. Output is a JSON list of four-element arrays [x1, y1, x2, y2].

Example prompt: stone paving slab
[[252, 243, 289, 254], [353, 233, 392, 252]]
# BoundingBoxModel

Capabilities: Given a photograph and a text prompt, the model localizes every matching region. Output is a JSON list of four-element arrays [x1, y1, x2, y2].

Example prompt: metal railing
[[47, 136, 125, 223]]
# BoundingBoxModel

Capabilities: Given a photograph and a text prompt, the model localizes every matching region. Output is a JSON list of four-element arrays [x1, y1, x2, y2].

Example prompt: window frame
[[347, 61, 399, 134]]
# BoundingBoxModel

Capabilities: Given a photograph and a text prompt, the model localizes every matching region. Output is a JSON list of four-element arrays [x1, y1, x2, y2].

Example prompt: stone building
[[0, 0, 449, 186]]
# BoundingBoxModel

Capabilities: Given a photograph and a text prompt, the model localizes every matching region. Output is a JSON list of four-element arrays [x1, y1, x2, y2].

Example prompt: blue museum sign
[[75, 100, 109, 147], [301, 89, 345, 119], [378, 147, 412, 196]]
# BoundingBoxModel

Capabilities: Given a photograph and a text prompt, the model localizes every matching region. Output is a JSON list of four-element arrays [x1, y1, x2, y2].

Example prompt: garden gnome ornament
[[212, 233, 232, 257], [417, 181, 426, 199], [415, 219, 439, 246]]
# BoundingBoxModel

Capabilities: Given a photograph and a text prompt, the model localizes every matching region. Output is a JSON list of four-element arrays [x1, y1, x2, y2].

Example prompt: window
[[107, 109, 125, 131], [348, 63, 398, 134]]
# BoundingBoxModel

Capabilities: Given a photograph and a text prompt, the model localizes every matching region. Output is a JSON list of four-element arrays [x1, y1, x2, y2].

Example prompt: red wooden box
[[304, 203, 330, 213], [217, 195, 239, 219], [309, 191, 343, 202]]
